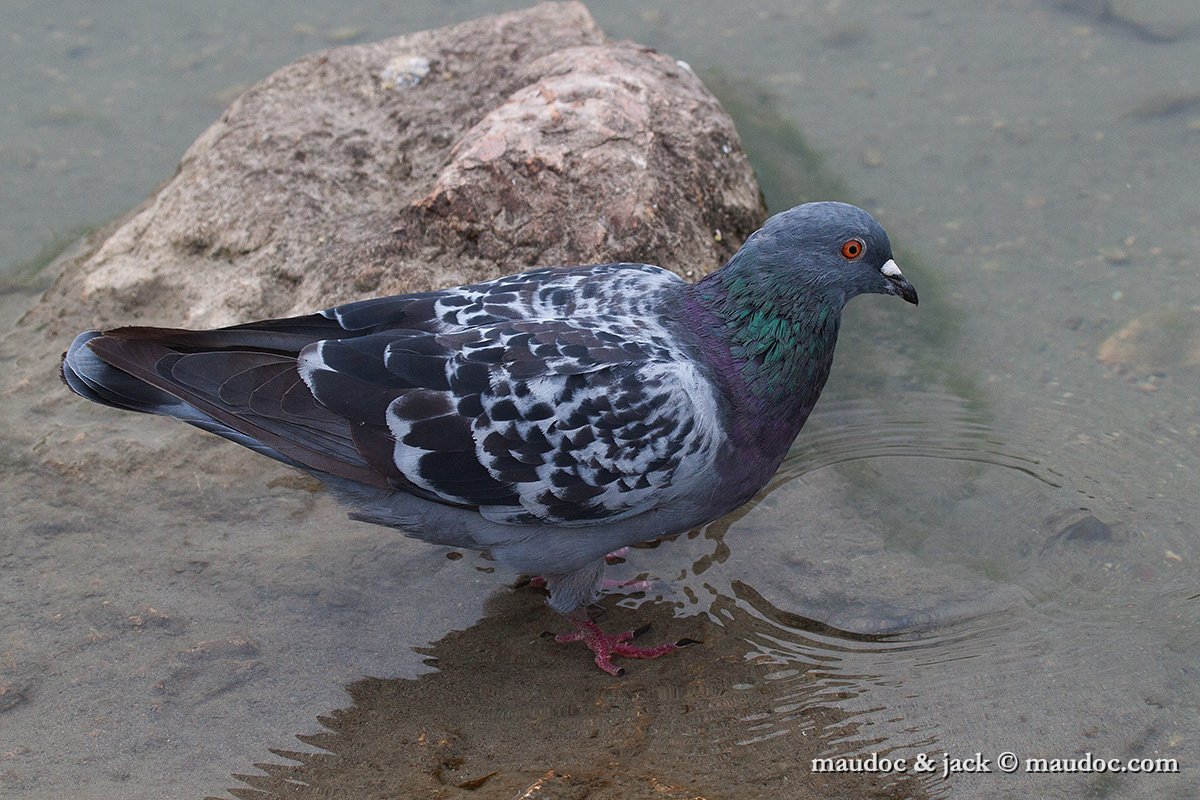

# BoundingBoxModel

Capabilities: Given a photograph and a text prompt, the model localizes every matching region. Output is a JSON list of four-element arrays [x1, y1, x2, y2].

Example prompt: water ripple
[[776, 392, 1067, 489]]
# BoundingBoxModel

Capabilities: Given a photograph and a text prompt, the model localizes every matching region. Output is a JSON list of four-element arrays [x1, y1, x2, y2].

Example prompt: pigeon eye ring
[[840, 237, 864, 260]]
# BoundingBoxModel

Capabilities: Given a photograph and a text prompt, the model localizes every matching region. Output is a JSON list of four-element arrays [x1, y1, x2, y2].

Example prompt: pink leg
[[553, 615, 697, 676]]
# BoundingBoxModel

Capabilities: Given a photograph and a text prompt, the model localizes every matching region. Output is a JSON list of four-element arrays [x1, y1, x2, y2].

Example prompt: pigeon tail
[[63, 331, 184, 415], [60, 328, 388, 486]]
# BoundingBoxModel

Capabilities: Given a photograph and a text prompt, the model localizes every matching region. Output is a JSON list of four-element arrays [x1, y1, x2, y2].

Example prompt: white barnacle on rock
[[380, 54, 431, 90]]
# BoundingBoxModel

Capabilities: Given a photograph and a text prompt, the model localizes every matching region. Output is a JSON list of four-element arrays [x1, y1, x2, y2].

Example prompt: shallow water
[[3, 1, 1199, 798]]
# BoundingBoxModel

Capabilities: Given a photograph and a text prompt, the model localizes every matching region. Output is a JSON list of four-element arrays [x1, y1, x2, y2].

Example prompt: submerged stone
[[1097, 307, 1200, 373]]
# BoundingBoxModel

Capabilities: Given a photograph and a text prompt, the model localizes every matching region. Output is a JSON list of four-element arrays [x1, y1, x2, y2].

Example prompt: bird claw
[[554, 618, 689, 675]]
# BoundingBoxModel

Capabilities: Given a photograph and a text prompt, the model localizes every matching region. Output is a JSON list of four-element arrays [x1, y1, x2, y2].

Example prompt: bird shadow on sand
[[218, 582, 929, 800]]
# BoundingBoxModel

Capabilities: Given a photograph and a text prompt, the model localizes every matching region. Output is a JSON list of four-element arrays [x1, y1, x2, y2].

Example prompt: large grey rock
[[25, 1, 763, 335]]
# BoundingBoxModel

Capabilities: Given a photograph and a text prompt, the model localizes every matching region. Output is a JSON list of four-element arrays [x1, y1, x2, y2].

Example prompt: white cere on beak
[[881, 259, 903, 278]]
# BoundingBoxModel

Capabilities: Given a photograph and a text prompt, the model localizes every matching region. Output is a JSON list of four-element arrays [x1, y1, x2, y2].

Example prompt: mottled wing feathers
[[298, 317, 721, 526]]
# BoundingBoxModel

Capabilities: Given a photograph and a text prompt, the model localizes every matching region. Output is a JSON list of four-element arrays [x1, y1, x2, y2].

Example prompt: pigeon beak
[[881, 259, 918, 305]]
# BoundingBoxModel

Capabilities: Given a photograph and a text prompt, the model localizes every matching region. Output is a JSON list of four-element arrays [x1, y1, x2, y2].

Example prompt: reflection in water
[[223, 587, 928, 800]]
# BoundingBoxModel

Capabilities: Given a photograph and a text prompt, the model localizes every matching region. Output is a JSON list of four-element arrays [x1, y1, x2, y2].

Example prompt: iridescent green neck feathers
[[696, 262, 844, 405]]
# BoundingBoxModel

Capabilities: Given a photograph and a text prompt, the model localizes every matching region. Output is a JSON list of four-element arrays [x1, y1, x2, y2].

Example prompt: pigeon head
[[732, 201, 917, 308], [692, 202, 917, 407]]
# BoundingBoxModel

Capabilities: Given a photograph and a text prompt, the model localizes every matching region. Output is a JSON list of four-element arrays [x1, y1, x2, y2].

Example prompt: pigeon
[[61, 201, 917, 675]]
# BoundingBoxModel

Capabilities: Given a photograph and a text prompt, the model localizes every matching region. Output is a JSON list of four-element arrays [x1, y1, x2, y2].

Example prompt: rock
[[1097, 307, 1200, 373], [24, 1, 764, 337], [1057, 514, 1115, 545]]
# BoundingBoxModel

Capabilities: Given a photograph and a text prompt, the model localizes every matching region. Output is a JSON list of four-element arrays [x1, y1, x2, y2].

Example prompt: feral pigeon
[[61, 201, 917, 675]]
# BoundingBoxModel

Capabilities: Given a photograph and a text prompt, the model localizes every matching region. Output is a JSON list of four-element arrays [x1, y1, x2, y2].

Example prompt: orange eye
[[841, 238, 864, 260]]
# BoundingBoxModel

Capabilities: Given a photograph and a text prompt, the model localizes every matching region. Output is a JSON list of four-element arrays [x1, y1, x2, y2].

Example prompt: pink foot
[[553, 618, 697, 676]]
